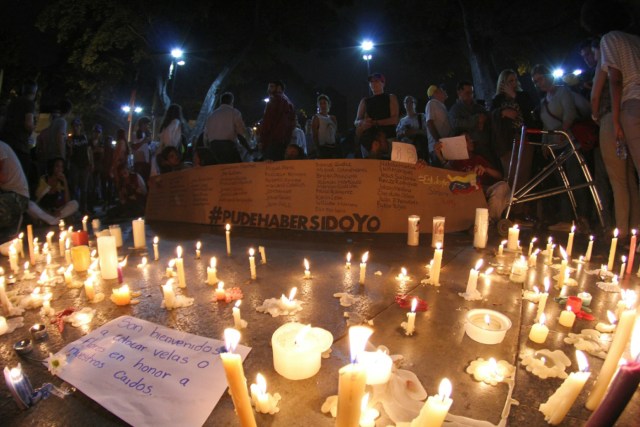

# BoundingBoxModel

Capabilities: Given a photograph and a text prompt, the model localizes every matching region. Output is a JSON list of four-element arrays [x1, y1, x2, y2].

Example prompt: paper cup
[[432, 216, 445, 248], [473, 208, 489, 249], [407, 215, 420, 246]]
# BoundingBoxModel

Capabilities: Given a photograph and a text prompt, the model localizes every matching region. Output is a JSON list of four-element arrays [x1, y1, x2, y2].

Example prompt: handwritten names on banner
[[53, 316, 251, 427], [146, 159, 487, 233]]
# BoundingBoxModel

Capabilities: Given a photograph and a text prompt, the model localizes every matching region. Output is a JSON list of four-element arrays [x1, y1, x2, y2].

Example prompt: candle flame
[[9, 367, 23, 381], [484, 314, 491, 326], [217, 281, 224, 291], [590, 235, 594, 241], [361, 393, 370, 412], [82, 215, 88, 222], [607, 310, 617, 325], [294, 324, 311, 346], [533, 286, 540, 294], [66, 265, 73, 274], [288, 287, 297, 301], [474, 259, 484, 271], [249, 248, 255, 257], [541, 356, 546, 365], [210, 257, 217, 268], [176, 246, 183, 258], [559, 245, 567, 260], [19, 232, 24, 239], [168, 259, 176, 268], [153, 236, 159, 244], [543, 278, 550, 293], [513, 224, 519, 230], [141, 257, 147, 266], [567, 306, 573, 313], [224, 328, 241, 353], [500, 240, 507, 246], [633, 229, 637, 236], [436, 242, 442, 250], [235, 300, 241, 308], [539, 313, 546, 326], [46, 253, 52, 265], [531, 237, 537, 244], [349, 326, 373, 364], [484, 267, 494, 275], [304, 258, 310, 270], [622, 255, 627, 263], [438, 378, 452, 401], [411, 298, 418, 312], [225, 224, 231, 231], [361, 251, 369, 263], [570, 224, 575, 233], [548, 236, 553, 244], [46, 231, 53, 239], [23, 262, 29, 270], [257, 373, 267, 395], [576, 350, 589, 372], [347, 252, 351, 262], [614, 228, 619, 238], [623, 289, 637, 309], [196, 241, 201, 251], [119, 256, 128, 268]]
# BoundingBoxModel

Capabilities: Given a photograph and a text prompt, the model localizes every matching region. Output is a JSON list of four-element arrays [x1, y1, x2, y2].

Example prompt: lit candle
[[195, 241, 201, 259], [510, 256, 528, 283], [58, 219, 65, 231], [249, 373, 273, 414], [272, 322, 333, 380], [566, 224, 575, 257], [137, 257, 148, 269], [27, 224, 35, 266], [586, 291, 637, 410], [430, 243, 443, 286], [220, 328, 256, 427], [359, 251, 369, 285], [595, 311, 617, 333], [559, 306, 576, 328], [207, 257, 218, 285], [507, 224, 519, 251], [33, 237, 40, 258], [336, 326, 372, 427], [225, 224, 231, 256], [528, 237, 538, 257], [607, 228, 619, 271], [162, 280, 176, 309], [626, 229, 637, 275], [166, 259, 175, 278], [577, 291, 592, 307], [303, 258, 311, 279], [44, 232, 53, 255], [109, 225, 123, 248], [70, 245, 90, 272], [585, 235, 594, 261], [249, 248, 256, 280], [85, 277, 95, 301], [175, 246, 186, 288], [545, 237, 554, 265], [65, 238, 71, 265], [153, 236, 159, 261], [403, 298, 418, 336], [64, 265, 73, 284], [529, 313, 549, 343], [110, 284, 132, 306], [215, 281, 226, 301], [619, 255, 627, 279], [233, 300, 245, 329], [411, 378, 453, 427], [466, 259, 483, 295], [8, 245, 19, 274], [539, 350, 590, 425], [557, 246, 568, 288], [345, 252, 351, 269], [537, 278, 550, 322], [97, 235, 118, 280], [82, 215, 88, 231], [259, 246, 267, 264], [528, 249, 540, 268], [280, 287, 298, 311], [132, 218, 146, 249], [498, 239, 506, 256]]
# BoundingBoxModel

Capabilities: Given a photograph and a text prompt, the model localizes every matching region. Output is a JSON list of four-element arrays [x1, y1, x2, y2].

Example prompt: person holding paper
[[448, 81, 492, 161], [396, 96, 428, 160], [434, 134, 511, 223], [425, 84, 452, 167]]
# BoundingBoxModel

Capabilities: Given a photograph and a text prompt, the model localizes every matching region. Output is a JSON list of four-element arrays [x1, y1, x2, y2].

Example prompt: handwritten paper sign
[[391, 141, 418, 164], [440, 135, 470, 160], [146, 160, 487, 233], [52, 316, 251, 426]]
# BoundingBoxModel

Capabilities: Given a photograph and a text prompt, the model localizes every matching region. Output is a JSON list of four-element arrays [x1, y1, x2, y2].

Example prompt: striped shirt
[[600, 30, 640, 103]]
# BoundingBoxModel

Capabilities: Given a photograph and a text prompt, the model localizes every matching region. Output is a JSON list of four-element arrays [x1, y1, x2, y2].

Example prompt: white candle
[[220, 328, 256, 427], [545, 237, 554, 265], [258, 246, 266, 264], [558, 306, 576, 328], [225, 224, 231, 256], [175, 246, 186, 288], [44, 232, 53, 256], [64, 265, 73, 284], [132, 218, 146, 249], [166, 259, 175, 278], [97, 235, 118, 280], [627, 229, 637, 275], [498, 239, 506, 256], [466, 259, 483, 295], [271, 322, 334, 380], [359, 252, 369, 285], [249, 373, 272, 414], [195, 241, 201, 259], [557, 246, 568, 288], [58, 219, 65, 231], [0, 279, 16, 314], [540, 351, 590, 425], [345, 252, 351, 269], [507, 224, 519, 251], [215, 281, 226, 301], [207, 257, 218, 285], [85, 277, 95, 301], [303, 258, 310, 279], [585, 235, 594, 261], [26, 224, 35, 266], [233, 300, 245, 329], [566, 224, 575, 257], [404, 298, 418, 335], [408, 214, 421, 246], [8, 245, 18, 274], [529, 313, 549, 343], [619, 255, 627, 279], [473, 208, 488, 249], [607, 228, 619, 271], [528, 237, 538, 257], [153, 236, 159, 261], [537, 279, 550, 322], [162, 280, 176, 309], [336, 326, 372, 427], [430, 243, 443, 285], [411, 378, 453, 427], [431, 216, 445, 248], [528, 249, 540, 268], [359, 349, 393, 385], [82, 215, 88, 232], [65, 238, 71, 265], [249, 248, 256, 280], [108, 225, 123, 248]]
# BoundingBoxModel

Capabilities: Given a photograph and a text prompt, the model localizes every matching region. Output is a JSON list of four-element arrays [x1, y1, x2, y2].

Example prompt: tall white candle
[[408, 215, 421, 247], [153, 236, 159, 261], [207, 257, 218, 285], [18, 232, 25, 258], [345, 252, 351, 269], [249, 248, 256, 280], [507, 224, 519, 251], [64, 238, 71, 265], [58, 231, 66, 258], [411, 378, 453, 427], [545, 237, 554, 265], [8, 245, 19, 274], [528, 249, 540, 268], [566, 224, 575, 257], [162, 280, 176, 309], [498, 240, 506, 256], [84, 277, 95, 301], [607, 228, 619, 271], [225, 224, 231, 256], [233, 300, 245, 329], [336, 326, 372, 427], [132, 218, 146, 249], [97, 235, 118, 280], [528, 237, 537, 257], [619, 255, 627, 279], [557, 246, 568, 288], [175, 246, 186, 288], [220, 328, 256, 427], [473, 208, 488, 249], [585, 235, 594, 261], [430, 243, 443, 285], [109, 225, 123, 248], [465, 259, 483, 295], [404, 298, 418, 335], [359, 252, 369, 285]]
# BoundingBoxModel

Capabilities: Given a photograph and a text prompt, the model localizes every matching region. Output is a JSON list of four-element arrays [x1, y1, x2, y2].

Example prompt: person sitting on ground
[[434, 133, 510, 223], [108, 164, 147, 219], [30, 157, 79, 225]]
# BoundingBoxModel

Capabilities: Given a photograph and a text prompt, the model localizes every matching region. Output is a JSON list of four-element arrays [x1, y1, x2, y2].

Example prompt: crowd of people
[[0, 0, 638, 246]]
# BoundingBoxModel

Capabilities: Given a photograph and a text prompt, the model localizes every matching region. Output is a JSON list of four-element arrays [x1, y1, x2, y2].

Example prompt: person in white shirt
[[0, 140, 29, 242], [203, 92, 252, 164], [397, 95, 428, 160], [425, 85, 452, 166], [312, 94, 338, 159]]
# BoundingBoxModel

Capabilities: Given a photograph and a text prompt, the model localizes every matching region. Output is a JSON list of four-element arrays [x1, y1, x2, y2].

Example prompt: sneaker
[[547, 221, 573, 232]]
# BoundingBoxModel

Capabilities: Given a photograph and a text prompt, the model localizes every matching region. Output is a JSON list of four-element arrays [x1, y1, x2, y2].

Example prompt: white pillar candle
[[84, 277, 95, 301], [537, 279, 550, 322], [233, 300, 245, 329], [431, 216, 445, 248], [607, 228, 619, 271], [404, 298, 418, 335], [97, 235, 118, 280], [466, 259, 483, 295], [528, 249, 540, 268], [539, 351, 590, 425], [271, 322, 334, 380], [207, 257, 218, 285], [258, 246, 267, 264], [566, 224, 575, 257], [430, 243, 443, 285], [64, 265, 73, 284], [545, 237, 554, 265], [249, 248, 256, 280], [225, 224, 231, 256], [175, 246, 186, 288], [195, 241, 201, 259], [529, 313, 549, 343], [64, 238, 71, 265], [44, 232, 53, 256], [153, 236, 159, 261], [408, 215, 421, 246], [132, 218, 146, 249], [303, 258, 310, 279], [8, 245, 19, 274], [336, 326, 372, 427], [585, 235, 594, 261], [473, 208, 488, 249], [619, 255, 627, 279], [558, 306, 576, 328], [411, 378, 453, 427], [220, 328, 257, 427], [509, 256, 528, 283], [58, 231, 66, 256], [528, 237, 538, 257], [109, 225, 123, 248], [557, 246, 568, 288], [359, 252, 369, 285], [82, 215, 88, 232], [498, 240, 506, 256], [507, 224, 519, 251], [162, 280, 176, 309]]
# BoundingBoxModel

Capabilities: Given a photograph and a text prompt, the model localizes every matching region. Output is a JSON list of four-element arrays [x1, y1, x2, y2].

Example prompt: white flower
[[47, 352, 67, 376]]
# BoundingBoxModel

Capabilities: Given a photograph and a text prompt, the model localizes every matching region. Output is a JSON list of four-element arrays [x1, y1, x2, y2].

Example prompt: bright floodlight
[[134, 106, 143, 114], [552, 68, 564, 78], [361, 40, 374, 51], [572, 69, 583, 76], [263, 97, 270, 103], [362, 54, 372, 61], [177, 60, 186, 66], [171, 48, 184, 59], [121, 105, 131, 113]]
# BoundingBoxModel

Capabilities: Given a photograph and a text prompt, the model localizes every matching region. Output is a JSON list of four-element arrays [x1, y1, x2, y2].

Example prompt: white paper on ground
[[391, 141, 418, 164], [440, 135, 469, 160], [51, 315, 251, 427]]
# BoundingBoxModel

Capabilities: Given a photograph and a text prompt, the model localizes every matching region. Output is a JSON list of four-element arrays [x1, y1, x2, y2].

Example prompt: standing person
[[35, 106, 60, 178], [0, 140, 29, 243], [88, 124, 105, 209], [312, 94, 338, 159], [131, 117, 152, 183], [449, 81, 492, 161], [258, 80, 296, 161], [154, 104, 185, 174], [67, 118, 92, 214], [0, 80, 37, 191], [110, 129, 129, 191], [203, 92, 251, 164], [582, 0, 640, 240], [354, 73, 399, 157], [396, 95, 428, 160], [425, 84, 452, 166], [48, 99, 73, 163]]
